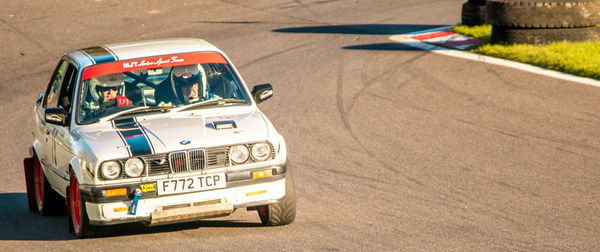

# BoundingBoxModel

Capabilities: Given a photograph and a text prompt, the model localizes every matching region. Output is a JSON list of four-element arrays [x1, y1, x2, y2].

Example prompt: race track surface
[[1, 0, 599, 250]]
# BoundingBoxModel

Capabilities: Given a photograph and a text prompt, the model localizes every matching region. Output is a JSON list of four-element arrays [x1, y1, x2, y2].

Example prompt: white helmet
[[170, 64, 207, 102], [90, 73, 125, 101]]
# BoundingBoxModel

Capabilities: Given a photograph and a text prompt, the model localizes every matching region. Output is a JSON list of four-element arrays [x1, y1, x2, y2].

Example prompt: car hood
[[74, 109, 270, 160]]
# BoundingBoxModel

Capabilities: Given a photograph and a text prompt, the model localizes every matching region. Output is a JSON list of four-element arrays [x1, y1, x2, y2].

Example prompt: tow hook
[[128, 188, 142, 215]]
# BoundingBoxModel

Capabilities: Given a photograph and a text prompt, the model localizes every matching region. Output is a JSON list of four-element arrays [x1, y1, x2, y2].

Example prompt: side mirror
[[251, 83, 273, 104], [44, 107, 68, 126]]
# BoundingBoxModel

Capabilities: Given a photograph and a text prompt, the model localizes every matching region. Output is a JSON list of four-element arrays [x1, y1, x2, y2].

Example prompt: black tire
[[487, 0, 600, 28], [469, 0, 487, 5], [462, 2, 487, 26], [258, 167, 296, 226], [33, 155, 65, 215], [491, 26, 600, 44], [68, 172, 96, 238]]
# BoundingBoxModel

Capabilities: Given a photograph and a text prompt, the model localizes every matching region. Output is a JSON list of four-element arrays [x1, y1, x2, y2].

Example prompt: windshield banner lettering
[[82, 52, 227, 81]]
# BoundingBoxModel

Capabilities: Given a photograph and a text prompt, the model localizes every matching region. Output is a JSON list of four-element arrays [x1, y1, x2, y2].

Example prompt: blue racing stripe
[[80, 46, 117, 64], [114, 118, 153, 156]]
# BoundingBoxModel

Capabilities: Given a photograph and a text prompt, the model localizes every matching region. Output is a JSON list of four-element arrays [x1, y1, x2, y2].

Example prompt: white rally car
[[22, 38, 295, 238]]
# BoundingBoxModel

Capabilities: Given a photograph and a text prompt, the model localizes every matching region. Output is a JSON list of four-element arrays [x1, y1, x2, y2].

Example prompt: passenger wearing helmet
[[156, 64, 207, 106], [95, 73, 131, 110]]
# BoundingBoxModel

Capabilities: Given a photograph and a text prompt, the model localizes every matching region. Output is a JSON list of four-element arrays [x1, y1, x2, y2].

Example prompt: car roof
[[67, 38, 225, 69]]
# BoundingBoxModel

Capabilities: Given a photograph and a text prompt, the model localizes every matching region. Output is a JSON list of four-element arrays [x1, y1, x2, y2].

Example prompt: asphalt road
[[1, 0, 599, 250]]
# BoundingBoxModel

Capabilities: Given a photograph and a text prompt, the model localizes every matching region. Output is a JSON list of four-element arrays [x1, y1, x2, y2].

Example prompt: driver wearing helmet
[[172, 64, 205, 104], [156, 64, 206, 106], [95, 73, 131, 110]]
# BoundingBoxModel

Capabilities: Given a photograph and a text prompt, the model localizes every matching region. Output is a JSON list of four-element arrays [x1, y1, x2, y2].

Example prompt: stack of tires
[[486, 0, 600, 44], [462, 0, 488, 26]]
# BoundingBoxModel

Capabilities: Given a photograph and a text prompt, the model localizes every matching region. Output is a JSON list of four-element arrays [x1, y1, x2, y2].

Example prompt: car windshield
[[75, 52, 250, 124]]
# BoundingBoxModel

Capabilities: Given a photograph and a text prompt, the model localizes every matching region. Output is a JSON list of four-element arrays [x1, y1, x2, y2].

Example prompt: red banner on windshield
[[82, 52, 227, 80]]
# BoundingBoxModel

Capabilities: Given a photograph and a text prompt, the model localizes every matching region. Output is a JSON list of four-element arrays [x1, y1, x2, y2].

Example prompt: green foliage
[[474, 42, 600, 79], [450, 24, 492, 39], [451, 25, 600, 80]]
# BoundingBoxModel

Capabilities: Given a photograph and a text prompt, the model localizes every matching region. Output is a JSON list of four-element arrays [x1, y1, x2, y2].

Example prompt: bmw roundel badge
[[180, 140, 191, 145]]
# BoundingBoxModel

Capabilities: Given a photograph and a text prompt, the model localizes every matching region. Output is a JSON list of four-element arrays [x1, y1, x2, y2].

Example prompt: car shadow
[[0, 193, 72, 240], [342, 43, 424, 51], [104, 220, 262, 238], [0, 193, 262, 240], [273, 24, 448, 51]]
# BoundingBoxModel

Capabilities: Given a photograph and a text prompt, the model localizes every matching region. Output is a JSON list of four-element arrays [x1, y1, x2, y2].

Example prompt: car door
[[38, 60, 68, 188], [52, 62, 79, 194]]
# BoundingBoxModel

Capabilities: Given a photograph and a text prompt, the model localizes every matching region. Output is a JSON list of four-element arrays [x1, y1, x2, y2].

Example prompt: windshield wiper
[[100, 106, 173, 122], [170, 98, 246, 113]]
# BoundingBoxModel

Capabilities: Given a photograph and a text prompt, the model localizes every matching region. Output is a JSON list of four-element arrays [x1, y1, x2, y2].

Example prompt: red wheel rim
[[70, 176, 82, 231], [258, 206, 268, 219], [34, 157, 43, 207]]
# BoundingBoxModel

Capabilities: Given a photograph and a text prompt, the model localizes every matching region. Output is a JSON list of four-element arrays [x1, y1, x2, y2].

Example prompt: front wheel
[[68, 173, 96, 238], [258, 168, 296, 226]]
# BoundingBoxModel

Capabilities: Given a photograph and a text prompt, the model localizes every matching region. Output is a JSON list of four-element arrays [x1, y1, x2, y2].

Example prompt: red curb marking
[[411, 31, 455, 41]]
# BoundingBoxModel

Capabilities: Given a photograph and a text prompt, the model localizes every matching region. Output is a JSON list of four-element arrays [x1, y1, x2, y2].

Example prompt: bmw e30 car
[[22, 38, 295, 238]]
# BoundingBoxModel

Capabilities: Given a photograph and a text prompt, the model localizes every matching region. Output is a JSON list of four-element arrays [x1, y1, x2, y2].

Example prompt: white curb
[[390, 27, 600, 88]]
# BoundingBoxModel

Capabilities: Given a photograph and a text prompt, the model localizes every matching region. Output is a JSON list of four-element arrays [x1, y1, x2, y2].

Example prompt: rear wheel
[[69, 173, 96, 238], [258, 168, 296, 226], [33, 155, 63, 215]]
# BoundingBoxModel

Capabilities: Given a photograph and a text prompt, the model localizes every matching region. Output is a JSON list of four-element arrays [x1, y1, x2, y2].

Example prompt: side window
[[43, 60, 68, 108], [58, 63, 78, 112]]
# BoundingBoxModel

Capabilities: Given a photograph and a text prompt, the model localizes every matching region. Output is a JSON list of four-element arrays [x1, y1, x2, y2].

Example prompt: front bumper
[[85, 163, 288, 226]]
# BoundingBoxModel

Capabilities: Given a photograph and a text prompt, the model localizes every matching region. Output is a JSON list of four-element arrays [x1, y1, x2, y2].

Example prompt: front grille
[[189, 149, 205, 171], [144, 154, 170, 175], [169, 151, 188, 173], [140, 142, 274, 178], [206, 146, 229, 169]]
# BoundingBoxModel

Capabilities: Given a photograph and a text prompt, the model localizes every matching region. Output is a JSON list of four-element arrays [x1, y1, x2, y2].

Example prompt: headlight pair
[[100, 158, 145, 180], [229, 142, 271, 164]]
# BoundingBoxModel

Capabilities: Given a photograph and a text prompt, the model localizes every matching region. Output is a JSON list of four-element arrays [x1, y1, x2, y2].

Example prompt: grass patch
[[450, 24, 492, 44], [450, 25, 600, 80]]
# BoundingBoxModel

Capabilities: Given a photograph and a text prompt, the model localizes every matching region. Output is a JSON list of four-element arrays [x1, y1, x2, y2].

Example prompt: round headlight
[[101, 161, 121, 179], [124, 158, 145, 177], [251, 142, 271, 161], [230, 145, 249, 164]]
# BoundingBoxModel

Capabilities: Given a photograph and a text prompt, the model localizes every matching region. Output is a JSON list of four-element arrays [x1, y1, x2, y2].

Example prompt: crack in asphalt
[[408, 65, 600, 159], [335, 53, 430, 189], [219, 0, 328, 25], [292, 0, 319, 17], [348, 52, 428, 113], [0, 18, 50, 55], [237, 40, 315, 70]]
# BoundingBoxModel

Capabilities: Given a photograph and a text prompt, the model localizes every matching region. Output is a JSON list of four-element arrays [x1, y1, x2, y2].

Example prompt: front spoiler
[[87, 172, 288, 226], [149, 198, 233, 226]]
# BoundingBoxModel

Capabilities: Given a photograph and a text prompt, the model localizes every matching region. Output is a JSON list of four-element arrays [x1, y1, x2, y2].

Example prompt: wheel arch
[[69, 156, 91, 186], [32, 140, 43, 160]]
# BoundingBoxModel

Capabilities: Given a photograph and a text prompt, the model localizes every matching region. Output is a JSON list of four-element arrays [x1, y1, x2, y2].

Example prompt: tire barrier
[[486, 0, 600, 44], [462, 0, 488, 26], [491, 26, 600, 44], [487, 0, 600, 28]]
